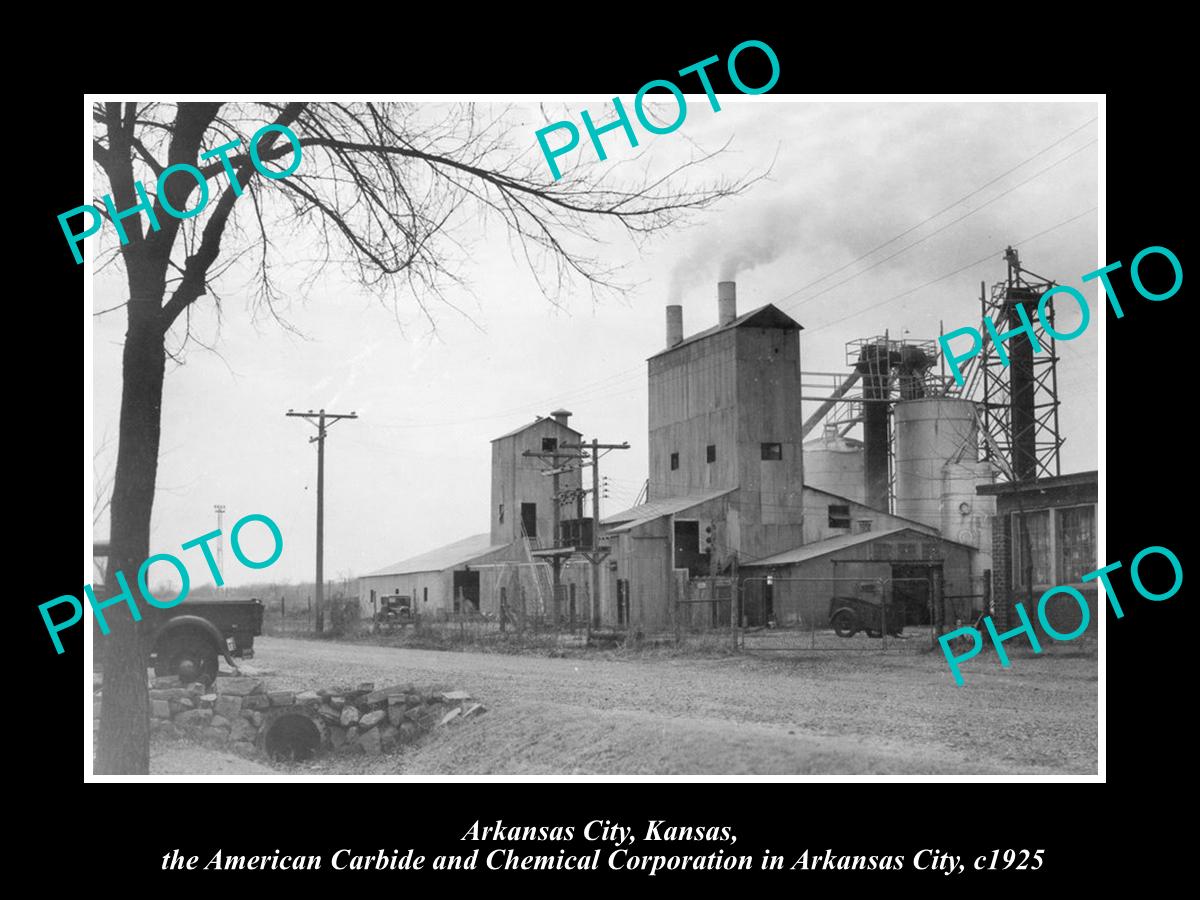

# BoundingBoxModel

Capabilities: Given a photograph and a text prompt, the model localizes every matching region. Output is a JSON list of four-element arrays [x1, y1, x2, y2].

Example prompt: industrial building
[[359, 248, 1097, 642], [358, 411, 594, 622], [977, 471, 1098, 632], [595, 281, 996, 633]]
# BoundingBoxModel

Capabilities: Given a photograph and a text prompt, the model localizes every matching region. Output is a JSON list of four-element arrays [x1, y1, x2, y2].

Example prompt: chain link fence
[[672, 573, 992, 655]]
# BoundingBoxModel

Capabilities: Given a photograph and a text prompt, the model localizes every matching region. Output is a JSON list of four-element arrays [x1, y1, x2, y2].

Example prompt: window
[[706, 444, 716, 463], [498, 503, 504, 523], [828, 504, 851, 528], [1012, 509, 1053, 587], [857, 519, 872, 533], [1057, 505, 1096, 583], [423, 586, 428, 604], [542, 437, 558, 452], [761, 442, 782, 461], [670, 452, 679, 471]]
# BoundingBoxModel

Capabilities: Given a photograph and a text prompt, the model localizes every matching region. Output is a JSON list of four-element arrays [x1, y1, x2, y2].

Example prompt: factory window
[[1012, 509, 1053, 588], [542, 437, 558, 452], [706, 444, 716, 463], [1056, 504, 1097, 584], [828, 504, 851, 529], [761, 442, 782, 461], [423, 587, 428, 605], [670, 452, 679, 471]]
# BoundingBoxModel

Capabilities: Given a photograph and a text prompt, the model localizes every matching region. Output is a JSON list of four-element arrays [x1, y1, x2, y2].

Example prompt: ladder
[[517, 518, 554, 618]]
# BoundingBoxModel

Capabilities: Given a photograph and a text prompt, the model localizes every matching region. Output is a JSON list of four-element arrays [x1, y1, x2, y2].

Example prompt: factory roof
[[367, 533, 508, 577], [647, 303, 802, 360], [742, 527, 975, 568], [490, 415, 582, 443], [602, 487, 737, 533], [975, 470, 1098, 495]]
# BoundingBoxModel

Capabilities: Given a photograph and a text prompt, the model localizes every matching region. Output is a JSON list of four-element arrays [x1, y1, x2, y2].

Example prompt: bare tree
[[93, 431, 114, 529], [89, 101, 762, 774]]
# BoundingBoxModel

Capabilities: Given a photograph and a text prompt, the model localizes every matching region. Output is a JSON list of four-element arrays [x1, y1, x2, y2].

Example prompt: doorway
[[520, 502, 538, 539], [890, 564, 938, 626], [452, 569, 481, 612], [673, 520, 708, 576]]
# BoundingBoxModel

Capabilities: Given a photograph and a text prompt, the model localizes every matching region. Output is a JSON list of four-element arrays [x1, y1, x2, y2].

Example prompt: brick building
[[976, 471, 1098, 633]]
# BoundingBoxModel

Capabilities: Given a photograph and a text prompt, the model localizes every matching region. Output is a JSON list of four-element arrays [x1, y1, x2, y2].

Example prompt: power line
[[803, 205, 1098, 336], [771, 116, 1098, 306], [778, 139, 1098, 313]]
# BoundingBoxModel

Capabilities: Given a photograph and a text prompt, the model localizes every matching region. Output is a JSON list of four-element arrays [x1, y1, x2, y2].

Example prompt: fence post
[[281, 596, 286, 626], [880, 578, 888, 651], [728, 579, 736, 650]]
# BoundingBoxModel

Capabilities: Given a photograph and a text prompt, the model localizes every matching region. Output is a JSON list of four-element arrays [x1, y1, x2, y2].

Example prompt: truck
[[828, 587, 904, 639], [92, 542, 265, 684]]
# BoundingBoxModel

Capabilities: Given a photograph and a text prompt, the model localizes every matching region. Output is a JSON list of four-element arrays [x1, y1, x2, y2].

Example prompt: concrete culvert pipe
[[263, 714, 322, 762]]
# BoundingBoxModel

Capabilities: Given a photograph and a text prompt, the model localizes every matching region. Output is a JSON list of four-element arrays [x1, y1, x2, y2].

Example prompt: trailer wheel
[[831, 611, 858, 638], [155, 631, 219, 685]]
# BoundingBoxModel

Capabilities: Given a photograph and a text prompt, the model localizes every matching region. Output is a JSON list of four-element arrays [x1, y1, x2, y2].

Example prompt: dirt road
[[228, 636, 1096, 775]]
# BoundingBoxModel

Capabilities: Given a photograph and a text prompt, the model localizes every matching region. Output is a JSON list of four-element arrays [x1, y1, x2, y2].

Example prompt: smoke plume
[[667, 202, 802, 304]]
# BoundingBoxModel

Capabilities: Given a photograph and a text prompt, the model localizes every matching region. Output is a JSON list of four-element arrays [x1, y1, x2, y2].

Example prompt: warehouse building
[[358, 411, 592, 620]]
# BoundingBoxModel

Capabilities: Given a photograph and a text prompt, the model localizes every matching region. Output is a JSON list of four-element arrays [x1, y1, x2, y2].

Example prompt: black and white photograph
[[81, 92, 1103, 779]]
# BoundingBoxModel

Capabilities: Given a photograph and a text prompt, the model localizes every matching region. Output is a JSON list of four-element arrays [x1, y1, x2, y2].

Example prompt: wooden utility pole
[[561, 438, 629, 634], [523, 445, 590, 621], [286, 408, 358, 633]]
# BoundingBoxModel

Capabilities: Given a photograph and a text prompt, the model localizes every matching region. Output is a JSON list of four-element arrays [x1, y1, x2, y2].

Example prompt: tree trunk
[[95, 284, 166, 775]]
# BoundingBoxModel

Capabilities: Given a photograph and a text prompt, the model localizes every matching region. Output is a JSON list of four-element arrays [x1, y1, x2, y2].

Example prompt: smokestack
[[718, 281, 737, 326], [551, 408, 572, 427], [666, 305, 683, 348]]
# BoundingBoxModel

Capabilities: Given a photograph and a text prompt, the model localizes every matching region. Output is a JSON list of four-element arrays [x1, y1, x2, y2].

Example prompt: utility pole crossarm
[[564, 437, 630, 635]]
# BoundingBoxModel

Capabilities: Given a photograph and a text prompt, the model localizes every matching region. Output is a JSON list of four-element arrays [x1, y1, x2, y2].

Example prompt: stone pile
[[92, 675, 485, 761]]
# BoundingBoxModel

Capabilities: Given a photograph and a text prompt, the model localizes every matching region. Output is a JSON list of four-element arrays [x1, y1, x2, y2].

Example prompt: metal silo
[[893, 398, 980, 531], [803, 427, 865, 503]]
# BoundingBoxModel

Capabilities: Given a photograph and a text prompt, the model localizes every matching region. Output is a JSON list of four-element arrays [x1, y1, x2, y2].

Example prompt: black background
[[19, 20, 1187, 889]]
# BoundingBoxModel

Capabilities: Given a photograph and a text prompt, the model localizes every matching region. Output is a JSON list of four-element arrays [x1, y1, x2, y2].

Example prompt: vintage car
[[828, 593, 903, 638], [373, 594, 414, 631]]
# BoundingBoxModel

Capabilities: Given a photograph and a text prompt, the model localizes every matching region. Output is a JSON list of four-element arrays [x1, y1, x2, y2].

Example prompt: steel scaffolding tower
[[979, 247, 1064, 481]]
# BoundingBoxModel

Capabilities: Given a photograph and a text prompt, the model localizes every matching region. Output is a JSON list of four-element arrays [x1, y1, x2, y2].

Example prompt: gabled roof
[[742, 527, 975, 568], [490, 415, 582, 443], [367, 533, 508, 577], [801, 485, 938, 535], [602, 487, 737, 534], [647, 303, 803, 360]]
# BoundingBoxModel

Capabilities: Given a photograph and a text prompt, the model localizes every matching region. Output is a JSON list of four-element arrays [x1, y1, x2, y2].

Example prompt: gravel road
[[214, 636, 1096, 776]]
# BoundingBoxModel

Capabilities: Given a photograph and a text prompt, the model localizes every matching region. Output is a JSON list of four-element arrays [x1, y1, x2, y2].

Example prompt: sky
[[90, 99, 1100, 589]]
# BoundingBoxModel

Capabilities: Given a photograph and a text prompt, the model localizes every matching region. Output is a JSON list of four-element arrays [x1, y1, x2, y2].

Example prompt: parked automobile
[[828, 594, 903, 638], [92, 543, 263, 684], [373, 594, 413, 632]]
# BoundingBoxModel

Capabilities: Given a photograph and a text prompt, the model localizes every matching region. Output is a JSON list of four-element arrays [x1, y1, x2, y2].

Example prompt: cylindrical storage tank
[[803, 430, 865, 504], [894, 398, 979, 530], [941, 459, 995, 572]]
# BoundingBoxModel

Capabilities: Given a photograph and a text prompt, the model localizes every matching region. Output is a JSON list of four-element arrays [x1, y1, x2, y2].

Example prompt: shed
[[739, 527, 977, 629]]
